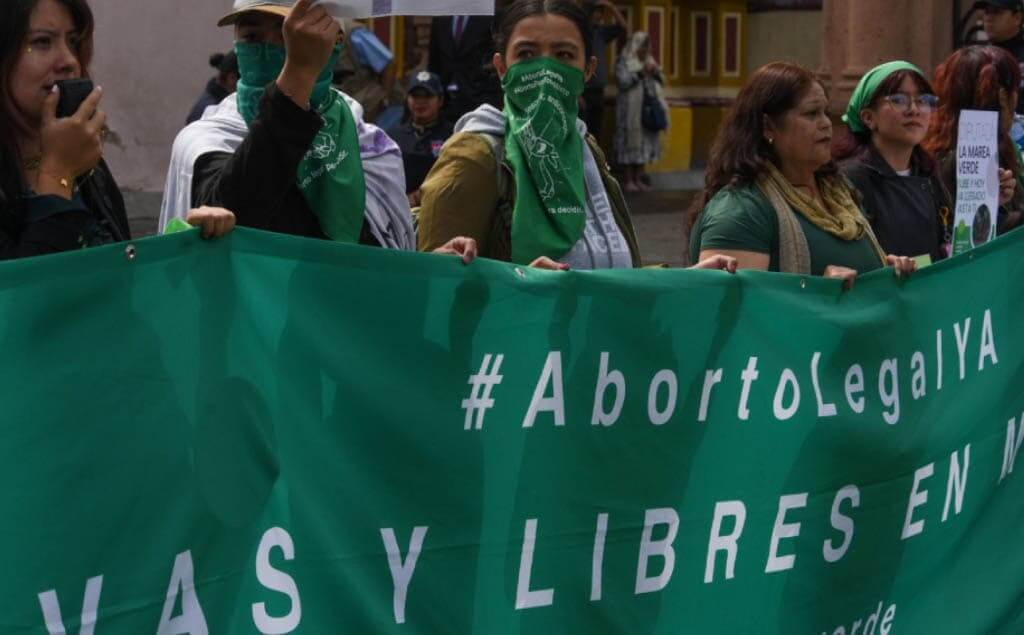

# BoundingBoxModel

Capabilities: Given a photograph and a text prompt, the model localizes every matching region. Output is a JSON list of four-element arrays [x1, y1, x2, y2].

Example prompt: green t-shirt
[[689, 183, 883, 275]]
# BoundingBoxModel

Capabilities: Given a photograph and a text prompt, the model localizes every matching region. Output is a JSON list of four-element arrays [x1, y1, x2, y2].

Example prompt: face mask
[[501, 56, 588, 264], [234, 41, 342, 125]]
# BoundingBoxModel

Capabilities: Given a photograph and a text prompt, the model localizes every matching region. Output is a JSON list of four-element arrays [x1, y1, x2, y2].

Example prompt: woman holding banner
[[923, 46, 1024, 237], [0, 0, 235, 260], [416, 0, 736, 272], [689, 62, 915, 288], [834, 62, 951, 262]]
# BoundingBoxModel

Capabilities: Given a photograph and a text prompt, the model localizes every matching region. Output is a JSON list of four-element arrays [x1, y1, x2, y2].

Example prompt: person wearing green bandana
[[160, 0, 478, 263], [417, 0, 736, 273], [834, 61, 951, 262]]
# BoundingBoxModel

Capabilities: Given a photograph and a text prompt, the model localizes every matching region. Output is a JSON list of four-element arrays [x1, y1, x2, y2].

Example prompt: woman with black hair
[[417, 0, 734, 272], [0, 0, 234, 260], [835, 61, 952, 262], [186, 51, 239, 125]]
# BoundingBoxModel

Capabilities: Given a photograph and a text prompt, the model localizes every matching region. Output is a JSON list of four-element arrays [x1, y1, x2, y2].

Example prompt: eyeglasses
[[883, 93, 939, 113]]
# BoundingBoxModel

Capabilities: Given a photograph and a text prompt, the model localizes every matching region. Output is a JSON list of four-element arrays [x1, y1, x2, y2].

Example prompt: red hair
[[922, 46, 1021, 172]]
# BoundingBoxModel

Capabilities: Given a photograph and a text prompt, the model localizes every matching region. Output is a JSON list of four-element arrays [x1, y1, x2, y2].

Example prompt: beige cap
[[217, 0, 294, 27]]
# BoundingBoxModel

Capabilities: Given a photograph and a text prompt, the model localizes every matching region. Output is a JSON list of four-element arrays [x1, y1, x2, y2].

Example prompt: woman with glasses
[[835, 62, 952, 262], [923, 46, 1023, 237], [689, 62, 915, 288]]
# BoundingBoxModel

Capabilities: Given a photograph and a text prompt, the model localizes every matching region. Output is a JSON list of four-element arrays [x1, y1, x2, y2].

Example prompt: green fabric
[[502, 57, 587, 265], [235, 42, 366, 243], [842, 60, 925, 134], [162, 217, 193, 235], [5, 227, 1024, 632], [691, 183, 884, 274]]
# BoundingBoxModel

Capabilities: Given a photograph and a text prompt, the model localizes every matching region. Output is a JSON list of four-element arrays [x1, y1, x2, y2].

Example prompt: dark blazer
[[428, 16, 502, 121]]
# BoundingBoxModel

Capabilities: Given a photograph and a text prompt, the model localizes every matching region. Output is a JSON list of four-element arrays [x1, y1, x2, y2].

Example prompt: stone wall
[[90, 1, 233, 192]]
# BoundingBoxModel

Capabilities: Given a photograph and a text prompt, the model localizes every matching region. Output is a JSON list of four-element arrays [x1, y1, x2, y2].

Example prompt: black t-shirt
[[387, 119, 455, 193]]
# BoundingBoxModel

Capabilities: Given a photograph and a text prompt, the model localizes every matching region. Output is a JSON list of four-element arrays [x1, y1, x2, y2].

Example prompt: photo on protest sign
[[952, 110, 999, 256], [314, 0, 494, 18]]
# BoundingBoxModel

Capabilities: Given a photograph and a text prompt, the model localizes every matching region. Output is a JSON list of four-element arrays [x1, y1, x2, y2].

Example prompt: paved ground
[[124, 189, 698, 267]]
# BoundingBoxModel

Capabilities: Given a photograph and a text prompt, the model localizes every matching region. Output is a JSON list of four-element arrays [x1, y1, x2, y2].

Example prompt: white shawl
[[160, 91, 415, 250]]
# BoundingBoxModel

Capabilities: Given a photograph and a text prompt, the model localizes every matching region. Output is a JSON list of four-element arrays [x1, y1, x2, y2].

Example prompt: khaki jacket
[[417, 131, 642, 266]]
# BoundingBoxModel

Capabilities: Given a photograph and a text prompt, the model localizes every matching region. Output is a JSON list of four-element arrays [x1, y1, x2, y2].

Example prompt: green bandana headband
[[842, 60, 925, 134], [502, 57, 588, 265], [234, 42, 367, 244]]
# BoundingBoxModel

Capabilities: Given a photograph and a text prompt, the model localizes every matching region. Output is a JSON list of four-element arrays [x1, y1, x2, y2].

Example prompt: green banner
[[2, 227, 1023, 634]]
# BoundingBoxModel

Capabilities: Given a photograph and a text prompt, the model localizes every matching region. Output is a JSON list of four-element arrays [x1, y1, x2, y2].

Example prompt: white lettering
[[523, 352, 565, 428], [901, 463, 934, 540], [380, 527, 428, 625]]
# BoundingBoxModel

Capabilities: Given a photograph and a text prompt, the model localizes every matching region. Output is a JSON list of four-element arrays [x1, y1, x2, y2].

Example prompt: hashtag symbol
[[462, 354, 505, 430]]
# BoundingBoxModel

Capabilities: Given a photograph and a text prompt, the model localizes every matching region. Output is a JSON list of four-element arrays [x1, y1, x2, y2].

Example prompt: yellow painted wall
[[647, 107, 694, 173]]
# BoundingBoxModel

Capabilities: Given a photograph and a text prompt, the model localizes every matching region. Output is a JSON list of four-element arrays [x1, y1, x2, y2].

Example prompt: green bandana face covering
[[502, 57, 588, 265], [234, 42, 367, 244], [842, 60, 924, 134]]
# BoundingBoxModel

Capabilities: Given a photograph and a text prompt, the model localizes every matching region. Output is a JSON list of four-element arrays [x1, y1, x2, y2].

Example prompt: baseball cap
[[976, 0, 1024, 11], [218, 0, 294, 27], [407, 71, 444, 96]]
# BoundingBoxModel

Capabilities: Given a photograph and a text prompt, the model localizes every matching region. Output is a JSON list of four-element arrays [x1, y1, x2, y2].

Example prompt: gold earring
[[26, 47, 33, 53]]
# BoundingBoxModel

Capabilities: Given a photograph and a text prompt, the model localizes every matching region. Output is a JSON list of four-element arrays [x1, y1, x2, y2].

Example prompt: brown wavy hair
[[689, 62, 834, 223], [922, 46, 1020, 173]]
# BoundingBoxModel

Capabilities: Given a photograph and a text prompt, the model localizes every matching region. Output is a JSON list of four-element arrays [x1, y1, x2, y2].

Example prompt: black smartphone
[[55, 78, 94, 118]]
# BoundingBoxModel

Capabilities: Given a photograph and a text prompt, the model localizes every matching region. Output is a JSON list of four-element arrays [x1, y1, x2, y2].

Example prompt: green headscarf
[[502, 57, 588, 265], [842, 61, 925, 134], [234, 42, 367, 244]]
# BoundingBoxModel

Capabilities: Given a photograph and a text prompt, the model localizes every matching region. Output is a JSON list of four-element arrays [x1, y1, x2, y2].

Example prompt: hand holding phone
[[37, 82, 105, 182], [55, 78, 94, 119]]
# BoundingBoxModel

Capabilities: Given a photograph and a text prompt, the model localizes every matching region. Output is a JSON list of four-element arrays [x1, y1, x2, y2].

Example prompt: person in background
[[834, 61, 951, 262], [615, 32, 667, 192], [975, 0, 1024, 113], [580, 0, 626, 141], [386, 72, 453, 208], [186, 51, 239, 124], [689, 62, 916, 288], [428, 13, 502, 123], [333, 18, 399, 123], [922, 46, 1023, 235], [0, 0, 233, 260]]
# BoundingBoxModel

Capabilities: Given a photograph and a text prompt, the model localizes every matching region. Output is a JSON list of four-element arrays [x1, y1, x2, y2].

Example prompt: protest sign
[[315, 0, 493, 18], [952, 109, 999, 256]]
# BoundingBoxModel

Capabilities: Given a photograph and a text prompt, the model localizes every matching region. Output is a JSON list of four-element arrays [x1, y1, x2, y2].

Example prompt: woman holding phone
[[0, 0, 234, 260]]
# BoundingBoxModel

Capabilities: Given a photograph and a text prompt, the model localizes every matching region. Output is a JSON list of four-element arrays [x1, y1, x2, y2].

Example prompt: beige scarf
[[756, 163, 886, 274]]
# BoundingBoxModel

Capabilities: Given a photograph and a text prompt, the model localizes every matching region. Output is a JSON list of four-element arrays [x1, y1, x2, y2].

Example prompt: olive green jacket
[[417, 131, 642, 267]]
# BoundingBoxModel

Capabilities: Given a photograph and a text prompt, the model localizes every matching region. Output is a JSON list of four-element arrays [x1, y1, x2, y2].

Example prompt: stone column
[[819, 0, 954, 114]]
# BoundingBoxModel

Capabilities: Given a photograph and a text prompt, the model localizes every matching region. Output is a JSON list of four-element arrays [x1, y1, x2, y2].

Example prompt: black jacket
[[840, 146, 951, 261], [186, 78, 231, 125], [0, 159, 130, 260], [386, 118, 454, 194], [191, 83, 378, 245], [428, 16, 502, 122]]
